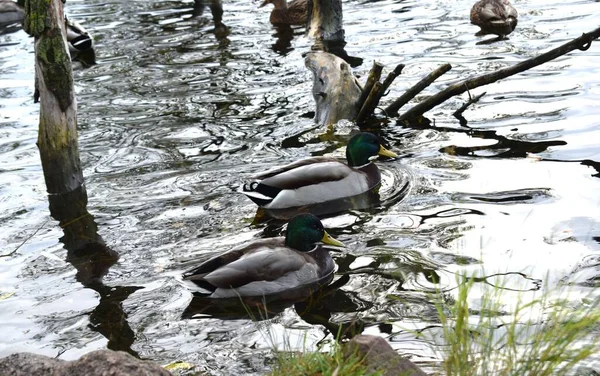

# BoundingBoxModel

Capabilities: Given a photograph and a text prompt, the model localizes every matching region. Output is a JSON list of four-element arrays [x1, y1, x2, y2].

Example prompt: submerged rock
[[0, 350, 170, 376], [343, 334, 428, 376]]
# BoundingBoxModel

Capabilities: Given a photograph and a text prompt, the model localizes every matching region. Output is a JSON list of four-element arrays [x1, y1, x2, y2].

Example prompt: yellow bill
[[378, 145, 398, 158], [321, 231, 344, 247]]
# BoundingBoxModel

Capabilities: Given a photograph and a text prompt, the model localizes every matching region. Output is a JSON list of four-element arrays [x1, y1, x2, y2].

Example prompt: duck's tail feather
[[241, 181, 281, 206], [69, 34, 93, 52]]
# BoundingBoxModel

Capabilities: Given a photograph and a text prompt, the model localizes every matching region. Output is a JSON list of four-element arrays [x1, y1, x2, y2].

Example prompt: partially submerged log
[[23, 0, 138, 356], [305, 5, 599, 128], [305, 51, 361, 125]]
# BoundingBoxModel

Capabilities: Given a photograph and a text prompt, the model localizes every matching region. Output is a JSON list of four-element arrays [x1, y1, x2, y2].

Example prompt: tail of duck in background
[[65, 16, 94, 53], [241, 181, 281, 207], [0, 0, 24, 26]]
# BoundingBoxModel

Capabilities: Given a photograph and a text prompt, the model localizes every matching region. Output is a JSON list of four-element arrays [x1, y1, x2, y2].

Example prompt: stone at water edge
[[0, 349, 171, 376], [343, 334, 428, 376]]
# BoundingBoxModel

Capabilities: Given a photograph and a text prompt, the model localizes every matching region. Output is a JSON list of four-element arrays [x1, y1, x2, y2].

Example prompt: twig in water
[[0, 219, 49, 258], [370, 63, 405, 113], [356, 82, 383, 124], [453, 91, 487, 127]]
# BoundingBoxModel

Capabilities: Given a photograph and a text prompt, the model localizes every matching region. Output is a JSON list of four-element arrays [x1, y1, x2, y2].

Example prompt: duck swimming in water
[[0, 0, 23, 25], [470, 0, 518, 38], [242, 132, 398, 210], [260, 0, 307, 26], [183, 214, 343, 298]]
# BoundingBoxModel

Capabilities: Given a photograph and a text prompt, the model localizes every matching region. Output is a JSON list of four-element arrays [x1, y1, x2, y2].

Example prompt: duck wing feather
[[184, 238, 315, 288]]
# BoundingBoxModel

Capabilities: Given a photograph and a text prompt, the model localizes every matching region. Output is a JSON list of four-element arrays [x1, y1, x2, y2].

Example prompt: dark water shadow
[[271, 24, 296, 55], [48, 185, 142, 357], [182, 272, 369, 340], [71, 48, 96, 68], [396, 117, 567, 159], [475, 35, 507, 45]]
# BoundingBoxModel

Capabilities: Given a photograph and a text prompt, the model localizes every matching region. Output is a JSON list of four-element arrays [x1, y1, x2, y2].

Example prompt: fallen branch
[[398, 26, 600, 122], [371, 63, 405, 113], [385, 63, 452, 117], [356, 82, 383, 124], [357, 61, 384, 112]]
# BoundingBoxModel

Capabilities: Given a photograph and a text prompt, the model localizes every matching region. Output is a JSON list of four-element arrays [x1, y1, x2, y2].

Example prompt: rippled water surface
[[1, 0, 599, 374]]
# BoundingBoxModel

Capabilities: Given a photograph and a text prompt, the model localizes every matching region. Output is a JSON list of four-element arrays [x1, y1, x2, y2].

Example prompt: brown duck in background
[[470, 0, 518, 38], [260, 0, 307, 26]]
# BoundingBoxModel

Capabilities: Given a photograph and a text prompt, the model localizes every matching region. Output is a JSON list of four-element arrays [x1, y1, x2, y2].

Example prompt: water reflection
[[49, 186, 141, 357], [430, 124, 568, 158], [183, 273, 369, 340], [1, 0, 599, 371]]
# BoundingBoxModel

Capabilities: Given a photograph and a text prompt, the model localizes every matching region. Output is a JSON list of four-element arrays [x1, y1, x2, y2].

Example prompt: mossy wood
[[23, 0, 83, 195]]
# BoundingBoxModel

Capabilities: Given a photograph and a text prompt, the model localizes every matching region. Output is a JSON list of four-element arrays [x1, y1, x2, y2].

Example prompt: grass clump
[[269, 343, 382, 376], [435, 274, 600, 376]]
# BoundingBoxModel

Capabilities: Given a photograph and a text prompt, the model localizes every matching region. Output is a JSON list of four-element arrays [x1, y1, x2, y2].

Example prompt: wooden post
[[308, 0, 345, 52], [23, 0, 83, 195]]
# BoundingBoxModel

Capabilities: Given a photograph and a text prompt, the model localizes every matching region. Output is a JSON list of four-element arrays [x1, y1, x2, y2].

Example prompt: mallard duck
[[65, 16, 94, 53], [470, 0, 518, 38], [242, 132, 398, 210], [183, 214, 343, 298], [0, 0, 23, 25], [260, 0, 307, 26]]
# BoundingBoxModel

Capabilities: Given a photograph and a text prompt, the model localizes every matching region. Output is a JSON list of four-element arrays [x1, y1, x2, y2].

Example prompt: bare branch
[[356, 82, 383, 124], [357, 61, 384, 112], [385, 63, 452, 117], [398, 26, 600, 122]]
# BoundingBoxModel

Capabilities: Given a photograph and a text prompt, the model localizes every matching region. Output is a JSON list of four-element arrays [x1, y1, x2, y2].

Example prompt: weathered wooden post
[[22, 1, 138, 355], [307, 0, 345, 53], [23, 0, 83, 196], [305, 0, 363, 125]]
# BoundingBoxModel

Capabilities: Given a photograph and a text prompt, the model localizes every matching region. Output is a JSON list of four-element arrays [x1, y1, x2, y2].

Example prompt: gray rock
[[343, 334, 428, 376], [0, 350, 170, 376]]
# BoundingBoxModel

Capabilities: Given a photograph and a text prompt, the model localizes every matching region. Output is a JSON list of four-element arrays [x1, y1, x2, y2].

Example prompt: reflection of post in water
[[23, 0, 140, 357]]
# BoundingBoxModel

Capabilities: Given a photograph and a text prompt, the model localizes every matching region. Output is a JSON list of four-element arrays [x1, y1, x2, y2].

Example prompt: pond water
[[1, 0, 599, 374]]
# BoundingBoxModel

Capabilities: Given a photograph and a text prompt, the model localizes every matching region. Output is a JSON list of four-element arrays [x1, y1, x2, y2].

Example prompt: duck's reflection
[[181, 272, 369, 340], [182, 270, 336, 321]]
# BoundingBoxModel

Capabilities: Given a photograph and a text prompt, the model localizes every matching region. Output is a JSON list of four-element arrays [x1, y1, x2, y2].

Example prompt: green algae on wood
[[23, 0, 83, 195], [23, 0, 52, 36], [37, 29, 74, 112]]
